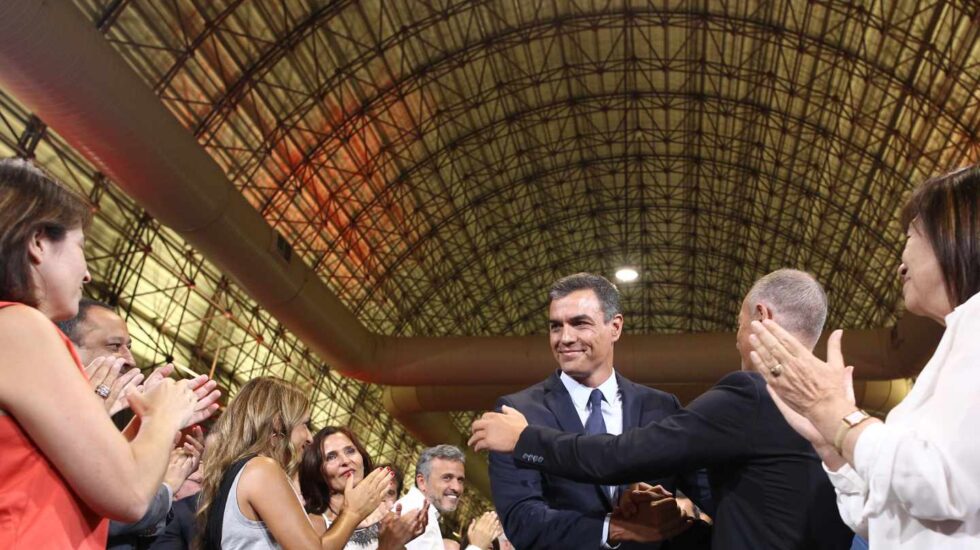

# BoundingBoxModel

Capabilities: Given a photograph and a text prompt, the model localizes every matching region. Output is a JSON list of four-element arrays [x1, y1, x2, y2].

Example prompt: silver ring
[[769, 364, 784, 377], [95, 384, 111, 399]]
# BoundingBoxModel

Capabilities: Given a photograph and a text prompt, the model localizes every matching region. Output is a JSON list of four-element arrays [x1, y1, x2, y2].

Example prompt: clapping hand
[[86, 356, 143, 415], [378, 502, 428, 550], [467, 511, 504, 550]]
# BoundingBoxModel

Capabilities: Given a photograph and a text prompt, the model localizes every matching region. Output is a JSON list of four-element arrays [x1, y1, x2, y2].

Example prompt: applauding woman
[[0, 159, 201, 547], [197, 378, 396, 549], [299, 427, 427, 550], [749, 166, 980, 548]]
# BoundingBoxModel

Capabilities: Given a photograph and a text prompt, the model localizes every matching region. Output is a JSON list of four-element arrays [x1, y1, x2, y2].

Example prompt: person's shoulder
[[712, 371, 766, 399], [622, 375, 670, 397], [237, 456, 291, 503], [0, 303, 58, 336], [0, 304, 71, 366], [499, 377, 550, 407], [240, 456, 285, 483], [717, 370, 766, 387], [619, 373, 679, 403]]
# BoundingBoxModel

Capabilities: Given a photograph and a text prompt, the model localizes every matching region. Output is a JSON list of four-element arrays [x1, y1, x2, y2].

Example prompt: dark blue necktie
[[585, 389, 616, 500], [585, 389, 607, 435]]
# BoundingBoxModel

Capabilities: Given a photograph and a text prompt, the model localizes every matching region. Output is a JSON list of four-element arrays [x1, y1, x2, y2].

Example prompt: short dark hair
[[56, 297, 115, 345], [900, 165, 980, 307], [298, 426, 374, 515], [0, 158, 91, 307], [548, 272, 622, 322]]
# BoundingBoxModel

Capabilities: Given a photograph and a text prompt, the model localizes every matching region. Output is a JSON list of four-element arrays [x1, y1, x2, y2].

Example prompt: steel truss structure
[[6, 0, 980, 525], [0, 90, 429, 511]]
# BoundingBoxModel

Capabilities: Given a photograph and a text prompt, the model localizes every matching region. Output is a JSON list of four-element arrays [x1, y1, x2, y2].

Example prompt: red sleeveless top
[[0, 301, 109, 548]]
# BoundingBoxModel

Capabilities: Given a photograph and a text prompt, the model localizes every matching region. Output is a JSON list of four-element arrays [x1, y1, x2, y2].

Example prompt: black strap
[[202, 454, 257, 550]]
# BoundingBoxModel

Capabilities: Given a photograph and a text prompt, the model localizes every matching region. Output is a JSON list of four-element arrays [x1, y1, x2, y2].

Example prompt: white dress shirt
[[398, 487, 442, 550], [559, 370, 624, 437], [825, 291, 980, 548], [397, 486, 483, 550], [559, 370, 623, 547]]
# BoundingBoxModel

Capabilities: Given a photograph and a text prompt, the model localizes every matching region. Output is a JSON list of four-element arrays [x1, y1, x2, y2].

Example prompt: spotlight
[[615, 267, 639, 282]]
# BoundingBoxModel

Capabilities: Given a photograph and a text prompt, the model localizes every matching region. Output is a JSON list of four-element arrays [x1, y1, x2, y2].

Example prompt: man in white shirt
[[397, 445, 468, 550], [482, 273, 712, 550]]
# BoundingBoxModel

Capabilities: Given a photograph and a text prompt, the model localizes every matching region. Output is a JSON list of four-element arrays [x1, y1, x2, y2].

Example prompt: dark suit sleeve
[[658, 392, 716, 516], [149, 495, 197, 550], [490, 397, 608, 550], [513, 372, 762, 485], [109, 484, 172, 537]]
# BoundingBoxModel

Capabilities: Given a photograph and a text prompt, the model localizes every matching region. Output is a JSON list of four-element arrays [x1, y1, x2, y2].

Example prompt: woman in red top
[[0, 159, 199, 548]]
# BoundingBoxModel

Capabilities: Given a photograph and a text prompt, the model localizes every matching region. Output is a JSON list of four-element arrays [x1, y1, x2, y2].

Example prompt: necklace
[[324, 505, 380, 546]]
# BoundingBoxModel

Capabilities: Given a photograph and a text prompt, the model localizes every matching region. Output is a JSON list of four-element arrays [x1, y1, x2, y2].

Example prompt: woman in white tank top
[[197, 377, 393, 550]]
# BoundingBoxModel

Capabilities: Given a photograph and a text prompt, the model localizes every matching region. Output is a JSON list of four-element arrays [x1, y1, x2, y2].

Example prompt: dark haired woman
[[0, 159, 199, 547], [300, 426, 427, 550], [750, 165, 980, 548]]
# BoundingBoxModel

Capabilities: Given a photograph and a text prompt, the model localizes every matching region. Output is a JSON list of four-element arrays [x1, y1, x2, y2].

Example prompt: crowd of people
[[470, 166, 980, 549], [1, 154, 979, 550], [0, 159, 509, 550]]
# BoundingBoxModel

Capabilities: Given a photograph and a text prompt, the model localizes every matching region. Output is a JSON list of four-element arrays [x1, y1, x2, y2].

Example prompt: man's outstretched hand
[[468, 406, 528, 453]]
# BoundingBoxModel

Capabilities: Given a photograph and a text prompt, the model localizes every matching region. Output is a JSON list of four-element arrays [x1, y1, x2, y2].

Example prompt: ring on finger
[[769, 363, 784, 377], [95, 384, 111, 398]]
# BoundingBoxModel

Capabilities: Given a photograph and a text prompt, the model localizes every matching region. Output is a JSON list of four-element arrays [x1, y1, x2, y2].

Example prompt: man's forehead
[[82, 307, 129, 337], [430, 457, 465, 474]]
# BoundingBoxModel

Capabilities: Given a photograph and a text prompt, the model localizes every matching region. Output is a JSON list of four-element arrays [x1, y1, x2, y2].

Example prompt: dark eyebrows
[[549, 314, 595, 326]]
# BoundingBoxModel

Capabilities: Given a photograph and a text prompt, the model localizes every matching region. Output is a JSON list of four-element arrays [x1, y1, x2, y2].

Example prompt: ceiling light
[[615, 267, 639, 282]]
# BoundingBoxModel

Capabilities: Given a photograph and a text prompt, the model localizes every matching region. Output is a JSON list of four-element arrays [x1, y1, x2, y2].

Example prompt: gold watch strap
[[833, 409, 871, 455]]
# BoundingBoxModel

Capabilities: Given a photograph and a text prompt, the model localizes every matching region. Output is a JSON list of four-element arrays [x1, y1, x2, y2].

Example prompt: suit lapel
[[543, 373, 616, 510], [543, 372, 585, 434], [618, 372, 642, 430], [544, 371, 639, 512]]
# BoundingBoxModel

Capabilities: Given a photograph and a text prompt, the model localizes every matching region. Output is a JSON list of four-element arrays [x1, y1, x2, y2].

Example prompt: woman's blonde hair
[[195, 376, 310, 548]]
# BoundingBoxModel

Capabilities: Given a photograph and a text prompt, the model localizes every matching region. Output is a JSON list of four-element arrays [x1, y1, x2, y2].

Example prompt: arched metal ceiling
[[72, 0, 980, 340]]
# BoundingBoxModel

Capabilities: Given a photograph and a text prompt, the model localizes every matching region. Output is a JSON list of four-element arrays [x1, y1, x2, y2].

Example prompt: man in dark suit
[[487, 273, 712, 549], [473, 269, 854, 550]]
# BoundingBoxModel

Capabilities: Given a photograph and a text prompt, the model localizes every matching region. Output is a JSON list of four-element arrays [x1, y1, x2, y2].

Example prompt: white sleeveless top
[[221, 463, 281, 549]]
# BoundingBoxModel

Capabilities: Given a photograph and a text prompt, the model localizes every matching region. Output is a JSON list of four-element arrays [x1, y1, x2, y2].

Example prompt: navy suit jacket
[[490, 371, 712, 550], [148, 494, 198, 550], [512, 371, 854, 550]]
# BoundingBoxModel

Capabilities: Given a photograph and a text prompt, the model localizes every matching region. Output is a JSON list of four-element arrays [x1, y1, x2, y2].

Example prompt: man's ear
[[415, 472, 426, 491], [755, 303, 774, 321], [608, 314, 624, 342]]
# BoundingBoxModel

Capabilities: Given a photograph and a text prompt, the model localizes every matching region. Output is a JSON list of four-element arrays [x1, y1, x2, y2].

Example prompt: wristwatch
[[833, 409, 871, 455]]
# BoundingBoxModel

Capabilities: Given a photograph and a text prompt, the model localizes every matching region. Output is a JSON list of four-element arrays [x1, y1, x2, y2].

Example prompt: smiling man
[[398, 445, 468, 550], [485, 273, 712, 550], [471, 269, 855, 550]]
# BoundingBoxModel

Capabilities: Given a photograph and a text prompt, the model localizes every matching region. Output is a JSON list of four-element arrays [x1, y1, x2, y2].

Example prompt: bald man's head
[[735, 269, 828, 369]]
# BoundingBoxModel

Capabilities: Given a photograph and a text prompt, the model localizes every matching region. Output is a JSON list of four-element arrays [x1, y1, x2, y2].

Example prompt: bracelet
[[833, 409, 872, 455]]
